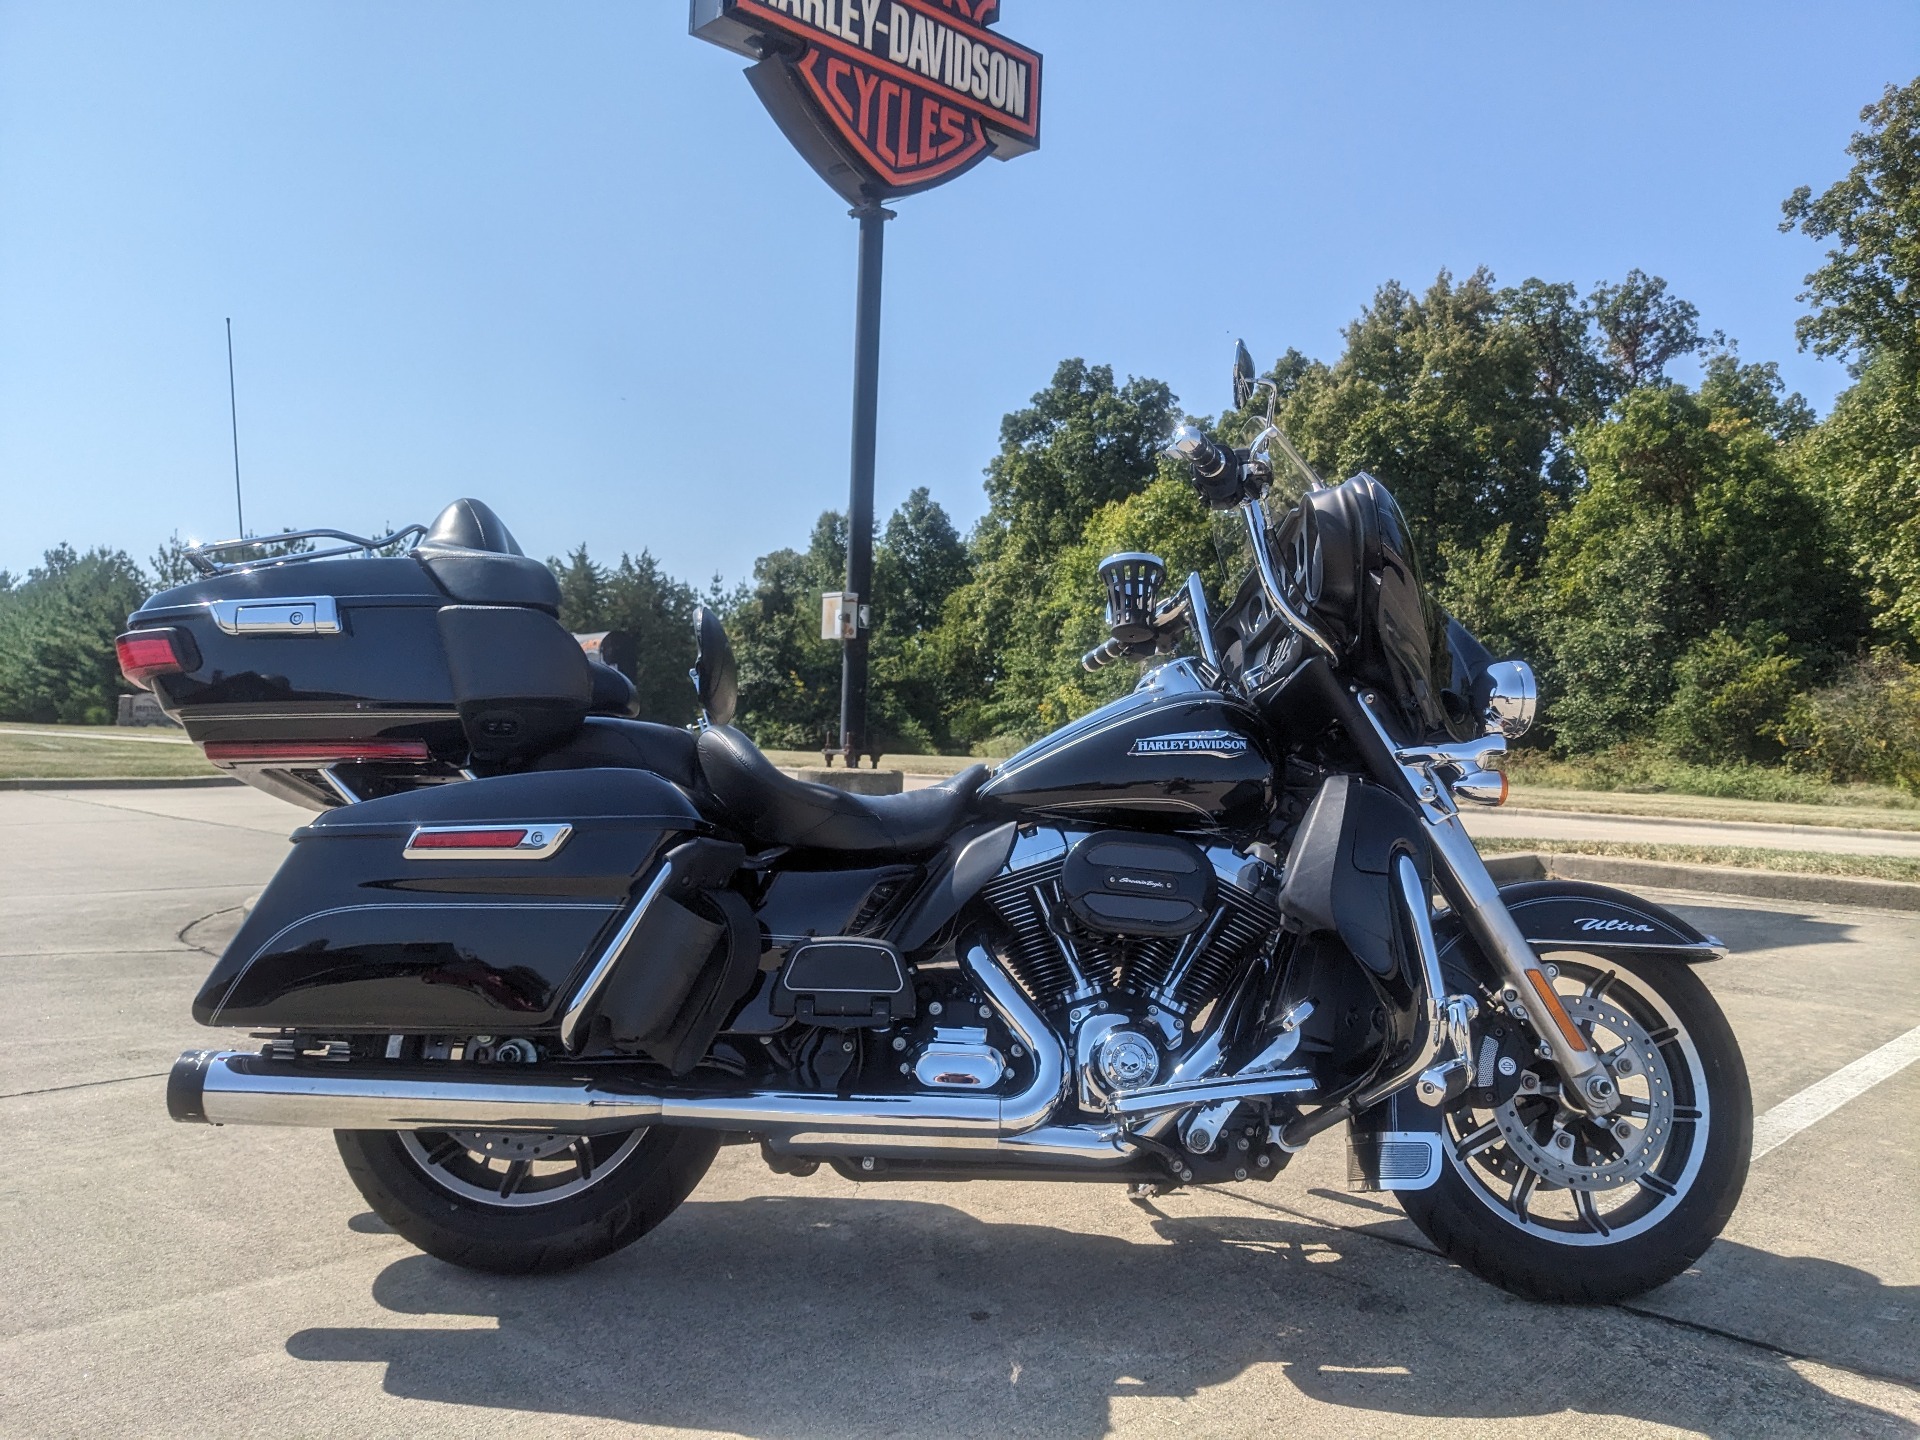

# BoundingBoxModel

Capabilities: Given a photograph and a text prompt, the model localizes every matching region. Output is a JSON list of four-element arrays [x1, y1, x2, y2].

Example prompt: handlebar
[[1163, 423, 1227, 480]]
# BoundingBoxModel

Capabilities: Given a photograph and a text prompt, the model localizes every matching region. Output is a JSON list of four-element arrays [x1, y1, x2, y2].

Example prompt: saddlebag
[[192, 768, 743, 1051]]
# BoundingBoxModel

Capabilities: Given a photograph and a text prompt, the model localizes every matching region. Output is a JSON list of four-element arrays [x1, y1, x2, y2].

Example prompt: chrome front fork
[[1348, 689, 1620, 1116], [1423, 811, 1620, 1115]]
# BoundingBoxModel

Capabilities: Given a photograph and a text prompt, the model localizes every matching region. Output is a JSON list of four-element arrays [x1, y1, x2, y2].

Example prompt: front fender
[[1436, 878, 1726, 970]]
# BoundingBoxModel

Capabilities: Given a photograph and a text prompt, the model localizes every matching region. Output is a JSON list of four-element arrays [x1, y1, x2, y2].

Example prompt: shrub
[[1659, 629, 1800, 764], [1782, 648, 1920, 790]]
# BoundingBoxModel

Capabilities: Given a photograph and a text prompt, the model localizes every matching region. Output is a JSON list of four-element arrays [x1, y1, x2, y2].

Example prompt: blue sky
[[1, 2, 1912, 586]]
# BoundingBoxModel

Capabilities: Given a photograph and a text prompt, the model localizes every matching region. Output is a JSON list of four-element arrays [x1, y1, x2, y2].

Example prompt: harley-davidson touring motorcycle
[[131, 346, 1749, 1302]]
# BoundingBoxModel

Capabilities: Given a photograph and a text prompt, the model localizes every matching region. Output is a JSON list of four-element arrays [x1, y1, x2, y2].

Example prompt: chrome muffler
[[169, 940, 1134, 1168]]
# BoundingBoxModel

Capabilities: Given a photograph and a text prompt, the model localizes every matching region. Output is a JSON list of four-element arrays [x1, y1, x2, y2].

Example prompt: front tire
[[336, 1124, 719, 1274], [1400, 949, 1751, 1303]]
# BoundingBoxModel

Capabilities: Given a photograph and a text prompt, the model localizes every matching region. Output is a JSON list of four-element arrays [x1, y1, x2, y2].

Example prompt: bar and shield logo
[[692, 0, 1042, 198]]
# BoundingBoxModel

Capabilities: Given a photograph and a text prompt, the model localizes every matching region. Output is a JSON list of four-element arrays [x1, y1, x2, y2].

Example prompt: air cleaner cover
[[1061, 830, 1215, 937]]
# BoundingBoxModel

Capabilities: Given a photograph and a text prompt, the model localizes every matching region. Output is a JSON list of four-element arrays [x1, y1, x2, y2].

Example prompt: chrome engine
[[979, 826, 1284, 1112]]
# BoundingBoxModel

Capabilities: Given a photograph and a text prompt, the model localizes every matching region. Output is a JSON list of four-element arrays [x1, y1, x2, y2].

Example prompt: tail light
[[202, 739, 431, 766], [116, 628, 197, 688]]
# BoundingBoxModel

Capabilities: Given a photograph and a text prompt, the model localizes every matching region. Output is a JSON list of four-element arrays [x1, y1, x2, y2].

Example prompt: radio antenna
[[226, 317, 244, 536]]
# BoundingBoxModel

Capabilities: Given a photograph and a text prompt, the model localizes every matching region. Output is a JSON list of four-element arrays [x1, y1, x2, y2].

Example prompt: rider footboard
[[192, 769, 708, 1036]]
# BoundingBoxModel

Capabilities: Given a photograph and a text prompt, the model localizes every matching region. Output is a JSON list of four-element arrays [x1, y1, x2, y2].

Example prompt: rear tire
[[336, 1124, 719, 1275], [1399, 949, 1751, 1303]]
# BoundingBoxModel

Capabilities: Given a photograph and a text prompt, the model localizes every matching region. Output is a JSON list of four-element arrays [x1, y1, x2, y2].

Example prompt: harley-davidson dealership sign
[[692, 0, 1042, 200]]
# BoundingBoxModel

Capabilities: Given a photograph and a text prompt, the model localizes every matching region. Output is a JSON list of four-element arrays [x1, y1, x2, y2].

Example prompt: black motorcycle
[[131, 345, 1749, 1302]]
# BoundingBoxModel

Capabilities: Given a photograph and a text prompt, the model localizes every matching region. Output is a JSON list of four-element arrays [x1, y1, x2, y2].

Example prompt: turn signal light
[[1451, 767, 1509, 807], [202, 739, 431, 765], [115, 628, 194, 688]]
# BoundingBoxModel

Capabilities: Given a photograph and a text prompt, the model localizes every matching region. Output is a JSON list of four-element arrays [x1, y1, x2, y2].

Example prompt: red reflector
[[409, 828, 530, 850], [115, 630, 186, 688], [203, 739, 431, 765]]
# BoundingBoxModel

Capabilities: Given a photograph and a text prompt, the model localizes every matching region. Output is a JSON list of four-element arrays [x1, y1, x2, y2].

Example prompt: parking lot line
[[1751, 1022, 1920, 1159]]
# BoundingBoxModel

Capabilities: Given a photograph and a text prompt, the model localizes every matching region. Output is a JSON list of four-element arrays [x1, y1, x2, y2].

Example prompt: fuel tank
[[977, 661, 1272, 831]]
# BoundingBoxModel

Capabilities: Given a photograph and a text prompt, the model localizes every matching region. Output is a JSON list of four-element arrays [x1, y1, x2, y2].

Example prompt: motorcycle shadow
[[288, 1193, 1912, 1438]]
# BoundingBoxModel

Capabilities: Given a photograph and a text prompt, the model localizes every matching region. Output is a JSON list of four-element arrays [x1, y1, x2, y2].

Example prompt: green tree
[[1781, 78, 1920, 374], [1586, 269, 1712, 394], [870, 487, 973, 752], [1797, 354, 1920, 645], [1005, 471, 1223, 737], [940, 359, 1181, 746], [550, 545, 705, 726], [1542, 370, 1860, 750], [0, 546, 152, 724], [724, 512, 848, 750], [1660, 628, 1801, 764], [1783, 77, 1920, 649]]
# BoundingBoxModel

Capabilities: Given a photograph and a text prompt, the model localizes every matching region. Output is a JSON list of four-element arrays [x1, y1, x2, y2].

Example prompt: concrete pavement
[[2, 784, 1916, 1437]]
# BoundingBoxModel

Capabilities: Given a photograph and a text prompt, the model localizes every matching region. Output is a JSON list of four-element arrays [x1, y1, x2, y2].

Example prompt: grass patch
[[1476, 836, 1920, 884], [0, 724, 219, 780], [1503, 747, 1918, 811]]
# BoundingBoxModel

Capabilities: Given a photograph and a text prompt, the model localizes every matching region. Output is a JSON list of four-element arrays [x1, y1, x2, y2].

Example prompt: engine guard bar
[[1278, 851, 1455, 1148]]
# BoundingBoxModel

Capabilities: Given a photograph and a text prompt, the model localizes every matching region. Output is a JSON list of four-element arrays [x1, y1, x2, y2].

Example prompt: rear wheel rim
[[398, 1127, 649, 1209], [1440, 957, 1709, 1246]]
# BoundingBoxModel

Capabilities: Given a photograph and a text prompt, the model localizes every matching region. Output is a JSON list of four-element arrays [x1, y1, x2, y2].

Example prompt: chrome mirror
[[1233, 339, 1256, 410], [1481, 660, 1538, 738]]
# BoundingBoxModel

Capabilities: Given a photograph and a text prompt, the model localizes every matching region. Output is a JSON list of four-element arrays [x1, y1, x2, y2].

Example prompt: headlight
[[1481, 660, 1537, 739]]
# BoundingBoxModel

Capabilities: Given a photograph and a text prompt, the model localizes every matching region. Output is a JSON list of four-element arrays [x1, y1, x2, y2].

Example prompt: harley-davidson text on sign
[[692, 0, 1041, 197]]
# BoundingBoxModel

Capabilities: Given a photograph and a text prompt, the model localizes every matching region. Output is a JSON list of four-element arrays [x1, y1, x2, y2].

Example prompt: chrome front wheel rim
[[1442, 957, 1709, 1246]]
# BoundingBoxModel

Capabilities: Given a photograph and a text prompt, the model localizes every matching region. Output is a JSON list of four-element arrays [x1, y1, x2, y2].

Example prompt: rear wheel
[[1399, 949, 1751, 1302], [336, 1124, 719, 1274]]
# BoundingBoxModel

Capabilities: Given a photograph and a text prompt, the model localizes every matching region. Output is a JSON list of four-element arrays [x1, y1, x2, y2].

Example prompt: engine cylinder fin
[[982, 850, 1282, 1020], [979, 861, 1073, 1006]]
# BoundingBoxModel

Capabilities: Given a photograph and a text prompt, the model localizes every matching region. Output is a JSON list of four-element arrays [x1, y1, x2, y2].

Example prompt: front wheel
[[1400, 949, 1751, 1303], [336, 1124, 720, 1274]]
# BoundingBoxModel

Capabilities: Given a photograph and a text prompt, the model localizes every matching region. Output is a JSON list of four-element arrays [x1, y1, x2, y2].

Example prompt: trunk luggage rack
[[184, 524, 427, 576]]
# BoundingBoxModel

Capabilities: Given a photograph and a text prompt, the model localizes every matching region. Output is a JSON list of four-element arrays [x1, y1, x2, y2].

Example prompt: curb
[[1485, 850, 1920, 913], [1501, 803, 1920, 843], [0, 775, 241, 791]]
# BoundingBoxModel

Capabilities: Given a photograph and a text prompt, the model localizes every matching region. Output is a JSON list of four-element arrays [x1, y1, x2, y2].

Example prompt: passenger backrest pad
[[437, 605, 593, 762]]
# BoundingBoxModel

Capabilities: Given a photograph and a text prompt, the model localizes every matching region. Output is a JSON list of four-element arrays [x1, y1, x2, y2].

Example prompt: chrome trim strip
[[403, 822, 573, 861], [206, 596, 342, 635], [559, 852, 681, 1050]]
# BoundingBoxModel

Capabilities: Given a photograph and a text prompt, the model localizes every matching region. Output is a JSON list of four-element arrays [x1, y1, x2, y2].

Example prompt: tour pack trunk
[[121, 503, 597, 808], [190, 769, 749, 1062]]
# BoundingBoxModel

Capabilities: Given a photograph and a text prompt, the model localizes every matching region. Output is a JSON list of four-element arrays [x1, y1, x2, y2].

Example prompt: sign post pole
[[840, 201, 893, 766], [692, 1, 1042, 765]]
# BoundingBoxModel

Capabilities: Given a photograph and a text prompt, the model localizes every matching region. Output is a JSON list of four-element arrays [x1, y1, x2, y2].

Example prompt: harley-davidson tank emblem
[[1128, 730, 1250, 760], [692, 0, 1042, 199]]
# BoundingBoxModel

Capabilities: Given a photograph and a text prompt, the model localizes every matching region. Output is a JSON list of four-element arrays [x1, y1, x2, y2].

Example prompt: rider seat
[[696, 726, 988, 854], [686, 605, 986, 853]]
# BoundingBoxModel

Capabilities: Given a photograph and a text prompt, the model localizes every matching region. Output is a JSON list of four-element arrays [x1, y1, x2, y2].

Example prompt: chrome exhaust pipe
[[169, 939, 1098, 1159]]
